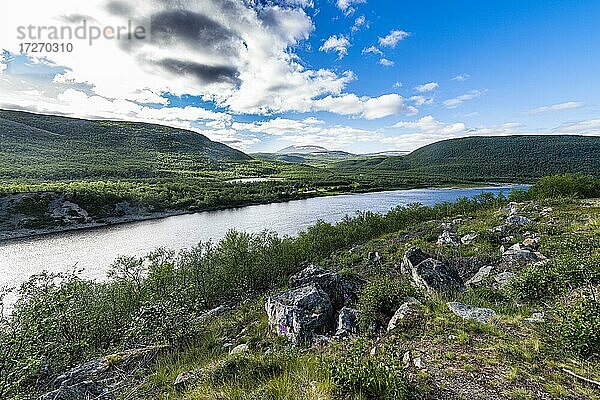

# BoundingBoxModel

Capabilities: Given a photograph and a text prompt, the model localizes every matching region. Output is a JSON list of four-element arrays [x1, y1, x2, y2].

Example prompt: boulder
[[447, 302, 497, 324], [289, 265, 353, 309], [465, 265, 494, 288], [40, 346, 169, 400], [437, 230, 460, 246], [461, 233, 478, 245], [403, 248, 464, 293], [335, 307, 359, 337], [522, 237, 540, 250], [265, 283, 333, 344], [368, 251, 382, 264], [502, 244, 545, 263], [401, 247, 430, 274], [230, 344, 249, 354], [387, 298, 422, 331], [506, 215, 533, 226], [493, 272, 516, 288]]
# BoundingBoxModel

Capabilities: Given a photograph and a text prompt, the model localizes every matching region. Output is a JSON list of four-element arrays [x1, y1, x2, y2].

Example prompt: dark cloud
[[105, 1, 133, 15], [150, 10, 242, 57], [156, 58, 241, 86]]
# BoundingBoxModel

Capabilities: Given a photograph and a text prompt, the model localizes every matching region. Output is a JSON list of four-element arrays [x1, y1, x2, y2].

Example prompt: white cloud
[[362, 46, 383, 56], [528, 101, 584, 114], [378, 30, 410, 48], [336, 0, 366, 16], [415, 82, 439, 93], [352, 15, 368, 32], [379, 58, 394, 67], [387, 116, 523, 151], [393, 81, 403, 88], [553, 119, 600, 135], [443, 90, 485, 109], [319, 35, 351, 59], [313, 93, 406, 119], [0, 53, 6, 74], [451, 74, 470, 81], [409, 96, 433, 106]]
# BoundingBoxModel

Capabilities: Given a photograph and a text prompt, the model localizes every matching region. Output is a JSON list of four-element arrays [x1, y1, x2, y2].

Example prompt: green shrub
[[506, 263, 563, 302], [330, 341, 413, 399], [358, 275, 416, 332], [530, 174, 600, 200], [555, 289, 600, 357]]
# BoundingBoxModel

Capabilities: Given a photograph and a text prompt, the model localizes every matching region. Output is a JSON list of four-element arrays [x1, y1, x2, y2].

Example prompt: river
[[0, 186, 524, 293]]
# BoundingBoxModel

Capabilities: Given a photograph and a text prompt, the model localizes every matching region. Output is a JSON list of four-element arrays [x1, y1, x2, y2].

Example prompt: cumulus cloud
[[451, 73, 470, 81], [352, 15, 368, 32], [414, 82, 439, 93], [362, 46, 383, 56], [336, 0, 366, 16], [379, 58, 394, 67], [528, 101, 584, 114], [443, 90, 485, 109], [319, 35, 351, 59], [378, 29, 410, 48], [313, 93, 407, 120], [409, 96, 432, 106]]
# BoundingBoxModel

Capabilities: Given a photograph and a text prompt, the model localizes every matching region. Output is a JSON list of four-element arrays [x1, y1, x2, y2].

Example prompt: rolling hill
[[331, 135, 600, 182], [0, 109, 251, 182]]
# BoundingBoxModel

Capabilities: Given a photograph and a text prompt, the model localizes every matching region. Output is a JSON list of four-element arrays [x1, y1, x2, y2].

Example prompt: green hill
[[0, 109, 251, 182], [331, 135, 600, 182]]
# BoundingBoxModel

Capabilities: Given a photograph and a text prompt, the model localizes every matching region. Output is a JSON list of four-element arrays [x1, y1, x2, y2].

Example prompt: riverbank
[[0, 183, 525, 241]]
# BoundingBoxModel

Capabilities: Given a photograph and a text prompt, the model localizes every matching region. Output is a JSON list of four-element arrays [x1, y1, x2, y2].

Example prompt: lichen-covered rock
[[447, 302, 497, 324], [335, 307, 359, 337], [493, 272, 516, 288], [437, 230, 460, 246], [403, 248, 464, 293], [40, 345, 169, 400], [289, 265, 354, 309], [502, 243, 545, 263], [465, 265, 494, 288], [401, 247, 430, 274], [387, 297, 422, 331], [461, 233, 478, 245], [506, 215, 533, 226], [265, 283, 333, 344], [230, 343, 249, 354]]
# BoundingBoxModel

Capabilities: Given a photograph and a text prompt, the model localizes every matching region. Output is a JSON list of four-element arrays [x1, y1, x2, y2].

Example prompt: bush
[[358, 276, 416, 332], [555, 289, 600, 357], [530, 174, 600, 200], [330, 340, 413, 399], [506, 263, 563, 302]]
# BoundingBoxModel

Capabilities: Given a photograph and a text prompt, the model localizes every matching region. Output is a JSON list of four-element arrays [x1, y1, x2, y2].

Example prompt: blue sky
[[1, 0, 599, 152]]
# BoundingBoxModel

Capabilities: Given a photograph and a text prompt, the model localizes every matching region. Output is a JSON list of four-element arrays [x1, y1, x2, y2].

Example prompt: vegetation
[[1, 175, 600, 399]]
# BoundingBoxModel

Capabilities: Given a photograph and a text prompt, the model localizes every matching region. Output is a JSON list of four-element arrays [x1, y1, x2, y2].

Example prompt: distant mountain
[[277, 145, 330, 154], [331, 135, 600, 182], [362, 150, 410, 157], [0, 109, 250, 181]]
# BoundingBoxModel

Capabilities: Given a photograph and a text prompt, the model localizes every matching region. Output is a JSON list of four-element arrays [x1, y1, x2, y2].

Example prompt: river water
[[0, 186, 523, 291]]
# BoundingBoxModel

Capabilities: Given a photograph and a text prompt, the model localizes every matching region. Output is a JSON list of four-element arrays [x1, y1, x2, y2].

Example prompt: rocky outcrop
[[288, 265, 354, 309], [502, 243, 546, 263], [40, 345, 169, 400], [506, 215, 533, 226], [447, 302, 496, 324], [336, 307, 359, 337], [265, 283, 332, 344], [387, 297, 422, 332], [402, 248, 464, 293], [461, 233, 478, 245], [465, 265, 494, 288], [437, 228, 460, 246]]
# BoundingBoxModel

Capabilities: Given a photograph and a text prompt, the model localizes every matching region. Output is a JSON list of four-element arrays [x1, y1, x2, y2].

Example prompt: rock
[[195, 305, 227, 324], [493, 272, 515, 288], [437, 230, 460, 246], [506, 215, 533, 226], [174, 371, 197, 391], [402, 351, 411, 368], [502, 244, 545, 263], [490, 225, 508, 234], [230, 344, 249, 354], [501, 236, 515, 244], [522, 237, 540, 250], [465, 265, 494, 288], [265, 283, 333, 344], [447, 302, 496, 324], [401, 247, 430, 274], [289, 265, 354, 309], [387, 298, 422, 331], [525, 312, 547, 323], [413, 357, 424, 369], [461, 233, 478, 245], [501, 202, 521, 216], [335, 307, 359, 337], [40, 346, 169, 400], [403, 248, 464, 293], [368, 251, 382, 264]]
